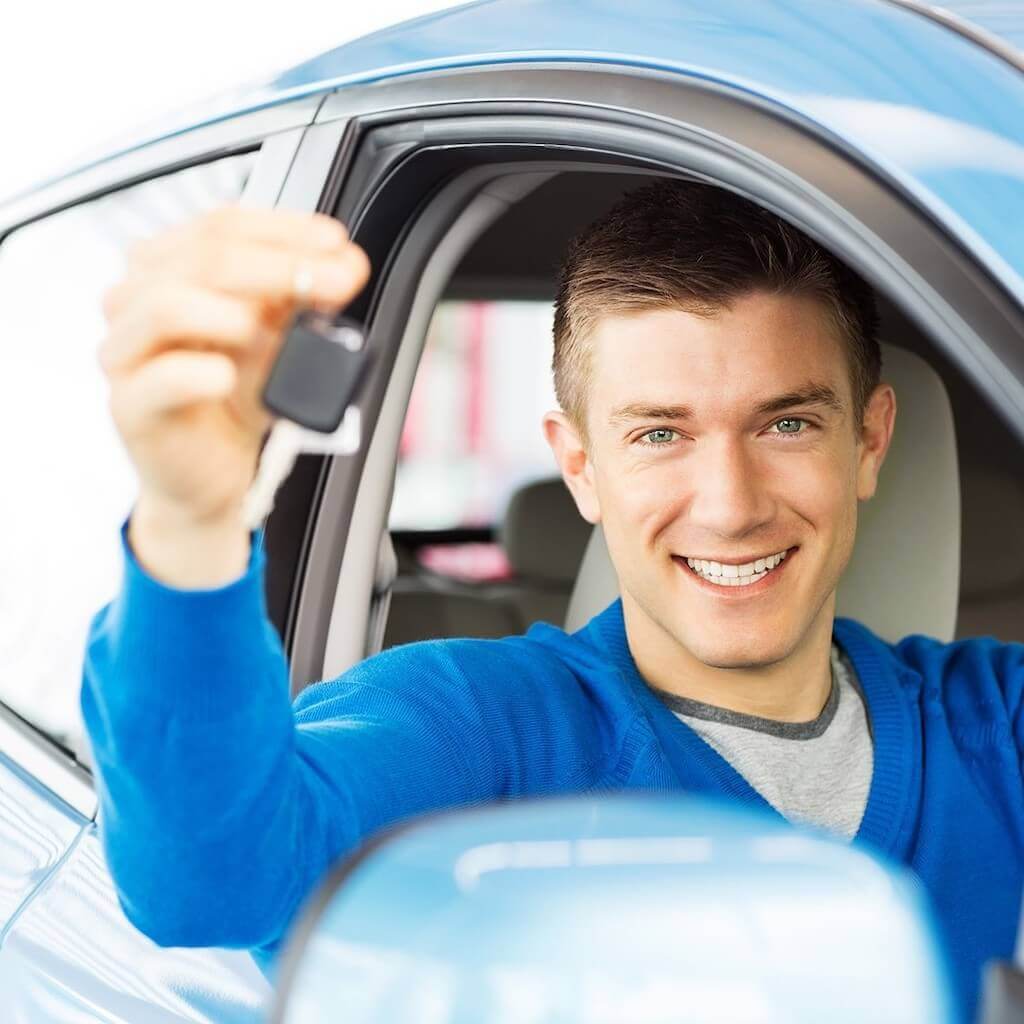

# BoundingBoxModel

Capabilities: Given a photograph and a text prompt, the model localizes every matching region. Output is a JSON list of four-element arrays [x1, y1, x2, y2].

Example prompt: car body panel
[[932, 0, 1024, 51], [0, 706, 93, 819], [0, 753, 84, 928], [0, 824, 270, 1022], [298, 0, 1024, 307]]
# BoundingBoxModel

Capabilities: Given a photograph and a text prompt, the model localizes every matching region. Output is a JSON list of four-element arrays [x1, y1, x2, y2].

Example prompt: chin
[[691, 648, 789, 671], [674, 620, 799, 670]]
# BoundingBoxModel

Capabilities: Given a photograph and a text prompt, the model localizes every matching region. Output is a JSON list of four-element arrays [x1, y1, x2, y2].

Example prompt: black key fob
[[262, 309, 372, 433]]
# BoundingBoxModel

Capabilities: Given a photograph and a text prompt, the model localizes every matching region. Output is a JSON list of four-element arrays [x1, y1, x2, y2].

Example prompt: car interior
[[376, 169, 1024, 654]]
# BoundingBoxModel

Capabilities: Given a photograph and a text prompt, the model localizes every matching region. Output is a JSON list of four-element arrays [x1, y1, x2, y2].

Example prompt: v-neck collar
[[586, 601, 921, 858]]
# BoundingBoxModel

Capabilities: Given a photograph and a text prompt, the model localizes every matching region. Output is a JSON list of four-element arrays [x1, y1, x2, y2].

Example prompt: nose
[[685, 436, 776, 540]]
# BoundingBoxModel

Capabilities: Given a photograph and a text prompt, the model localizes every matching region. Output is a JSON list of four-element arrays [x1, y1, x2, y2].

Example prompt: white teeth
[[719, 570, 768, 587], [683, 549, 789, 586]]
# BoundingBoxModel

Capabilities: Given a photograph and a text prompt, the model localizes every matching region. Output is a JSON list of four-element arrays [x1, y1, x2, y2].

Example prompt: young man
[[83, 180, 1023, 1019]]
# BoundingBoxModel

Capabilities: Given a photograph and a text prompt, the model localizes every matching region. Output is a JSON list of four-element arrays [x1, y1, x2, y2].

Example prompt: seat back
[[383, 478, 591, 647], [498, 476, 592, 625], [954, 468, 1024, 642], [566, 345, 961, 643]]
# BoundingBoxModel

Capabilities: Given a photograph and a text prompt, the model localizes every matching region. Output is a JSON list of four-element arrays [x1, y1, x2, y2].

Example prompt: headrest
[[566, 345, 961, 643], [500, 477, 591, 584]]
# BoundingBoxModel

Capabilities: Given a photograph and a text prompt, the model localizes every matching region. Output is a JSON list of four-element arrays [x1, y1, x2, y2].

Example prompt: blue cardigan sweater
[[81, 533, 1024, 1021]]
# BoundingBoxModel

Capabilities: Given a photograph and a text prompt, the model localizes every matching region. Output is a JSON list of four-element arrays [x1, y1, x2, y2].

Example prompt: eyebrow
[[752, 384, 845, 417], [608, 383, 845, 425]]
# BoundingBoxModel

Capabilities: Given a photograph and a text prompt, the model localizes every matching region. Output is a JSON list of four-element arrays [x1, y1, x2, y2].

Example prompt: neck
[[622, 598, 835, 722]]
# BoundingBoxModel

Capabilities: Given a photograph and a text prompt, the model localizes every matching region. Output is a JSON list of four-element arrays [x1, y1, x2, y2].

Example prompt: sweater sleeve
[[80, 524, 504, 952], [897, 631, 1024, 764], [997, 640, 1024, 758]]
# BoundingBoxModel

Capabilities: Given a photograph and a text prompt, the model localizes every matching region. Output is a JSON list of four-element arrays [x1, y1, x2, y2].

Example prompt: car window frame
[[267, 63, 1024, 695], [0, 105, 321, 819]]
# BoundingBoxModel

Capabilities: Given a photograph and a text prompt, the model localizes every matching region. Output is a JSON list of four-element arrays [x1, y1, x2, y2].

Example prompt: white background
[[0, 0, 468, 203]]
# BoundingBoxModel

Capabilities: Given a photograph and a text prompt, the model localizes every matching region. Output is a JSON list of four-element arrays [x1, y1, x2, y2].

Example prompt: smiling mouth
[[679, 548, 792, 587]]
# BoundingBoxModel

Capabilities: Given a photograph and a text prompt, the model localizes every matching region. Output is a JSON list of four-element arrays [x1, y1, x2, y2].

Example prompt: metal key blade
[[242, 419, 304, 530]]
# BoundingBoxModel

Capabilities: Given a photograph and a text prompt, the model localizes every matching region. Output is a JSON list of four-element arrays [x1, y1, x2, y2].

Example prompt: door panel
[[0, 824, 269, 1022], [0, 754, 84, 929]]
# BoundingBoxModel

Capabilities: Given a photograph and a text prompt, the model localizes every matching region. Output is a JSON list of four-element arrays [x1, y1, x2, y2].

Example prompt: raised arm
[[81, 528, 502, 952], [81, 205, 606, 955], [80, 205, 403, 950]]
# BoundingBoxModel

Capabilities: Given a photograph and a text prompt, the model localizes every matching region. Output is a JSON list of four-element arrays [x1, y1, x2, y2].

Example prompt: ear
[[543, 410, 602, 524], [856, 383, 897, 501]]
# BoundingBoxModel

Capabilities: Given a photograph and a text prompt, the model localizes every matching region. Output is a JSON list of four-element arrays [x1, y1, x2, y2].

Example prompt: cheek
[[781, 452, 858, 548], [598, 460, 685, 541], [774, 440, 853, 500]]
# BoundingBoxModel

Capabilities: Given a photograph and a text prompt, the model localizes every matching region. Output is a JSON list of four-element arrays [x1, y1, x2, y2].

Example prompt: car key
[[242, 308, 372, 529], [262, 309, 371, 432]]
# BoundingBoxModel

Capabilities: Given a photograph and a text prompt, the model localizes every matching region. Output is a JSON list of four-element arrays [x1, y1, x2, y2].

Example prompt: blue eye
[[772, 418, 807, 435], [640, 428, 679, 446]]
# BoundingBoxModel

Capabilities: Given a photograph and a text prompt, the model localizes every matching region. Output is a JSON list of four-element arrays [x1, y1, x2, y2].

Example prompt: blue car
[[0, 1, 1022, 1019]]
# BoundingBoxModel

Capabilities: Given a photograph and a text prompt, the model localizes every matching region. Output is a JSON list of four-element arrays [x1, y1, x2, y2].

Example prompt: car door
[[255, 55, 1024, 699], [0, 97, 319, 1021], [253, 29, 1024, 1017]]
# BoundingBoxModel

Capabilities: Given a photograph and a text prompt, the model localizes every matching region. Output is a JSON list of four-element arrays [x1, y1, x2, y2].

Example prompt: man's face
[[546, 290, 894, 673]]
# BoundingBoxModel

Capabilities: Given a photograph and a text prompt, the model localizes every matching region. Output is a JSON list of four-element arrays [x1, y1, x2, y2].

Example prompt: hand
[[99, 205, 371, 586]]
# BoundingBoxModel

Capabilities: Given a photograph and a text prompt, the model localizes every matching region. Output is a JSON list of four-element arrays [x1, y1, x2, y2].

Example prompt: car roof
[[932, 0, 1024, 52], [61, 0, 1024, 153], [12, 0, 1024, 301]]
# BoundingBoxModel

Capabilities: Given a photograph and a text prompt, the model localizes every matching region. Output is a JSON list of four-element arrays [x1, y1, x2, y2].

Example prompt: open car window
[[391, 299, 559, 534], [297, 63, 1024, 691], [377, 169, 1024, 653], [384, 297, 591, 648]]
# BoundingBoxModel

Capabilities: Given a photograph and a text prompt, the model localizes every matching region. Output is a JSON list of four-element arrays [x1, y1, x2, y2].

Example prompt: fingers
[[105, 238, 371, 320], [110, 351, 238, 428], [127, 205, 349, 267], [99, 205, 372, 445], [99, 282, 265, 375], [203, 204, 350, 249]]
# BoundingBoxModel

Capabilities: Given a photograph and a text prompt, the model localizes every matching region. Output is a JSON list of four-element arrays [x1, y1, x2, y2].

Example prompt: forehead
[[586, 292, 851, 418]]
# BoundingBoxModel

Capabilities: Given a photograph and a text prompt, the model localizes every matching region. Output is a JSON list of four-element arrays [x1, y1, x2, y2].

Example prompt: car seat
[[956, 468, 1024, 643], [384, 478, 591, 646], [498, 476, 592, 628]]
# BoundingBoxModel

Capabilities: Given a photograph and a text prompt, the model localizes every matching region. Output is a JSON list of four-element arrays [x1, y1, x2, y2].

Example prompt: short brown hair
[[552, 178, 880, 433]]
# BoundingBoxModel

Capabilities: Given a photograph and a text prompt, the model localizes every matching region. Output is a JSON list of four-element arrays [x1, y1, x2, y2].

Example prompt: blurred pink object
[[418, 542, 512, 581]]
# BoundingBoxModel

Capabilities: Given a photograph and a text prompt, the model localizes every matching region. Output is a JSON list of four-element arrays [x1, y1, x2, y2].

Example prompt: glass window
[[390, 299, 560, 530], [0, 151, 256, 758]]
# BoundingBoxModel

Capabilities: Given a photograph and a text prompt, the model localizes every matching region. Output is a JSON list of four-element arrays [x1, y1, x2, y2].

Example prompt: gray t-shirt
[[654, 645, 873, 840]]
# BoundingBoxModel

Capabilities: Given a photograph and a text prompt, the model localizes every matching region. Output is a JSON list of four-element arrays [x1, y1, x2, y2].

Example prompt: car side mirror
[[271, 794, 955, 1023]]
